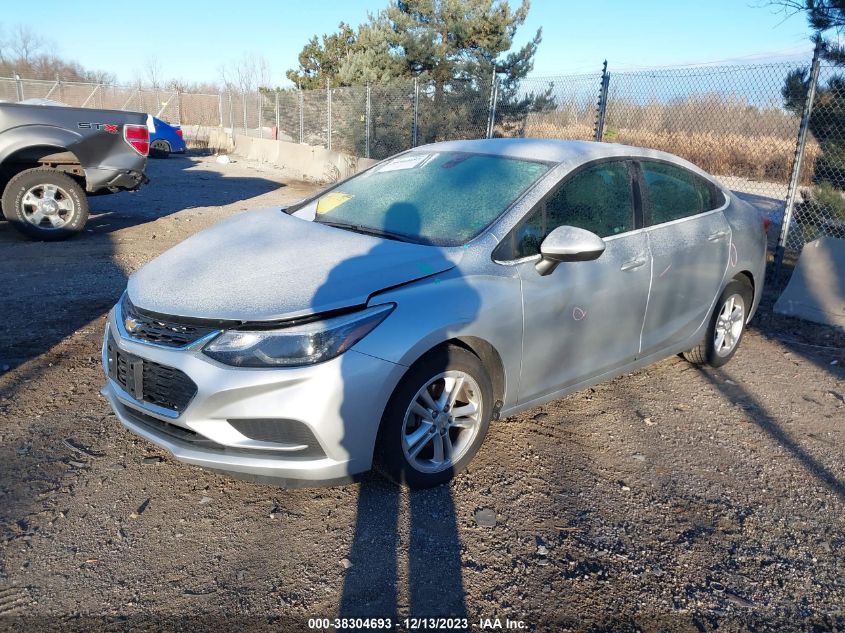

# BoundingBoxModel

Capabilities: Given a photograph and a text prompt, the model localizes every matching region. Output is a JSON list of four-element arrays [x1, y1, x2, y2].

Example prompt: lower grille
[[123, 406, 215, 446], [107, 335, 197, 413], [121, 405, 324, 460]]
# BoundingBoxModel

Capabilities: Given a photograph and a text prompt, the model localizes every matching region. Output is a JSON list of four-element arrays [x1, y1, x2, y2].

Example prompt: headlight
[[202, 304, 394, 367]]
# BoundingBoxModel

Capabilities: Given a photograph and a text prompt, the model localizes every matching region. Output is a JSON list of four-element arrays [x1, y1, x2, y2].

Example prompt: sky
[[2, 0, 817, 86]]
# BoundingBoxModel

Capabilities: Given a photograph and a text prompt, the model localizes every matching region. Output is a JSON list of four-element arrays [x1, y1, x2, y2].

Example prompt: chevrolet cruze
[[101, 139, 766, 488]]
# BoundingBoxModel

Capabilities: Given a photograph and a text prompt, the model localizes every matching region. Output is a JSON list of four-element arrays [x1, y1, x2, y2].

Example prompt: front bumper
[[100, 306, 405, 485]]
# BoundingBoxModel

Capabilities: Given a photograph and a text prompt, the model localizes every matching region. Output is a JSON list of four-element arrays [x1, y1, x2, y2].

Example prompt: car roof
[[412, 137, 713, 178]]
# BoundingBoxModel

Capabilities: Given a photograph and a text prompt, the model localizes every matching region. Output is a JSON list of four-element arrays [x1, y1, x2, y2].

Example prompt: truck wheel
[[150, 140, 171, 158], [1, 168, 89, 241]]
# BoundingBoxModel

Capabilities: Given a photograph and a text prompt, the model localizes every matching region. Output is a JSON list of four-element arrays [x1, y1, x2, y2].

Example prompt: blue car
[[148, 116, 186, 158]]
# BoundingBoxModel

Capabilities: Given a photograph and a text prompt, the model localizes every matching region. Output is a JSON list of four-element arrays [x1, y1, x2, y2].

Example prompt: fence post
[[218, 93, 224, 127], [486, 71, 499, 139], [275, 91, 280, 139], [258, 92, 264, 139], [327, 79, 332, 151], [299, 89, 304, 144], [365, 84, 371, 159], [775, 40, 824, 276], [228, 93, 234, 134], [594, 60, 610, 142], [14, 73, 23, 101], [242, 92, 247, 135], [412, 77, 419, 147], [176, 90, 182, 124]]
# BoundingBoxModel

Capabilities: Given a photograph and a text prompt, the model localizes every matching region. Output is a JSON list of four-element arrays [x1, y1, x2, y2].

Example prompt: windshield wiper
[[317, 220, 418, 243]]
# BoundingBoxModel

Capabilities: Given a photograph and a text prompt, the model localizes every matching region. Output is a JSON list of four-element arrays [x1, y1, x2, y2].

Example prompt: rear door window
[[640, 161, 724, 225]]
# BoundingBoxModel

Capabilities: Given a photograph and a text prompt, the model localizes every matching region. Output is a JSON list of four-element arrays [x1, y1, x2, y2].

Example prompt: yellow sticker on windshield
[[316, 192, 352, 215]]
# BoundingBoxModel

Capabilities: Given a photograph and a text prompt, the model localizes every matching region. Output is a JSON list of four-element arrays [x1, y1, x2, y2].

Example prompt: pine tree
[[285, 22, 358, 90], [286, 0, 552, 153]]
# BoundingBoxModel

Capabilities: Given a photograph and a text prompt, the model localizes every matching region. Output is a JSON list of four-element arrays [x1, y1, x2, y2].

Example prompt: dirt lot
[[1, 154, 844, 632]]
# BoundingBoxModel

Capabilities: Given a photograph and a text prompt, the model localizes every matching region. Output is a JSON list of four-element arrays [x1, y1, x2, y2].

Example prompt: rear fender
[[0, 125, 83, 167]]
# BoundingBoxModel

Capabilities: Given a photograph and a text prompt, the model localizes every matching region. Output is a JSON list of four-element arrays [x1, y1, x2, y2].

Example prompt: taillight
[[124, 124, 149, 156], [762, 215, 771, 234], [175, 128, 183, 138]]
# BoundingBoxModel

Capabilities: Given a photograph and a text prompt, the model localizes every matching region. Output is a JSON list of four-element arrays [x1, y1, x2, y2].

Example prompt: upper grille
[[120, 296, 223, 348], [107, 335, 198, 413]]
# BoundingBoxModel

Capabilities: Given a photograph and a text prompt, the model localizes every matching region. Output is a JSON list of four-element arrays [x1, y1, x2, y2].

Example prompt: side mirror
[[535, 225, 606, 276]]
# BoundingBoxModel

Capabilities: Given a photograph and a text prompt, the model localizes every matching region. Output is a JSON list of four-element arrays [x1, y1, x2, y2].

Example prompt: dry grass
[[521, 116, 820, 184]]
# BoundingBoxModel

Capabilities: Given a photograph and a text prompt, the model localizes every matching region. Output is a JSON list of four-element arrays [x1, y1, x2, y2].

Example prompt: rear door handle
[[620, 256, 647, 272], [707, 230, 729, 242]]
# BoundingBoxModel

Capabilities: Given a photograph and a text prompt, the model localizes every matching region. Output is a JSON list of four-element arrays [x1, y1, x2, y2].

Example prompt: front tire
[[375, 346, 492, 489], [2, 168, 89, 241], [683, 279, 752, 368]]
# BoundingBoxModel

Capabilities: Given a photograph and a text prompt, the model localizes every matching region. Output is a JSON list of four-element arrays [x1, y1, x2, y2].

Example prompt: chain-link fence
[[0, 76, 189, 122], [779, 59, 845, 256], [501, 73, 602, 140], [3, 50, 843, 264]]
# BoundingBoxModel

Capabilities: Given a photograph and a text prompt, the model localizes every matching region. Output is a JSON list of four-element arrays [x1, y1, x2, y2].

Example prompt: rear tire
[[1, 168, 88, 241], [150, 140, 171, 158], [375, 346, 492, 489], [683, 278, 752, 368]]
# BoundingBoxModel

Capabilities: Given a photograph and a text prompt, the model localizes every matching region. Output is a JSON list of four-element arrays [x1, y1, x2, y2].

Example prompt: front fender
[[353, 269, 524, 408]]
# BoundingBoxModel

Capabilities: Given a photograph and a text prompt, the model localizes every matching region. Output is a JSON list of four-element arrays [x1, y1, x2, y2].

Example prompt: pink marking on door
[[572, 306, 587, 321]]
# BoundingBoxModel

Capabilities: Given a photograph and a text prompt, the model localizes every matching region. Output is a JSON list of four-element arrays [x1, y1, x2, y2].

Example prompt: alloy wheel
[[713, 293, 745, 357], [21, 183, 75, 230], [401, 370, 483, 474]]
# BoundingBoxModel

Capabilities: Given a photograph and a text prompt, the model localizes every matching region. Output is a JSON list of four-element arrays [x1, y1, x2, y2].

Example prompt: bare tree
[[219, 54, 272, 93], [143, 56, 164, 89], [9, 25, 44, 64]]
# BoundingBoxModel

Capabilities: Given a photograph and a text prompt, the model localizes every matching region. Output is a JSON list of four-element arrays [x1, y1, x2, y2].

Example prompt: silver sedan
[[101, 139, 767, 489]]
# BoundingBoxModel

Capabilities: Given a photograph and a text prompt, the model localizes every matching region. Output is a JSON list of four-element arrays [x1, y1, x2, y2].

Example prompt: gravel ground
[[1, 154, 844, 632]]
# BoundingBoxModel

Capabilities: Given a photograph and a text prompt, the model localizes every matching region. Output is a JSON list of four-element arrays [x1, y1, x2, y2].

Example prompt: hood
[[127, 208, 461, 321]]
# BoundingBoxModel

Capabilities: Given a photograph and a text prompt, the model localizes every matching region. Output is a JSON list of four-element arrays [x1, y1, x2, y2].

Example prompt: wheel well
[[444, 337, 506, 416], [1, 145, 85, 192], [733, 270, 754, 297], [731, 271, 755, 321]]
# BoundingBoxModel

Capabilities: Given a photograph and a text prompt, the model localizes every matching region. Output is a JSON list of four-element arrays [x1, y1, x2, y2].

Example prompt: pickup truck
[[0, 102, 150, 240]]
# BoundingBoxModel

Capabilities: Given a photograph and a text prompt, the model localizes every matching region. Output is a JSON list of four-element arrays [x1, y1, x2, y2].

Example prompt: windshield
[[293, 151, 552, 246]]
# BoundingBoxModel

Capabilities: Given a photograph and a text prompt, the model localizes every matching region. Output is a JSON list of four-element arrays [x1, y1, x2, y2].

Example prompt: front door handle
[[620, 256, 647, 272], [707, 230, 729, 242]]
